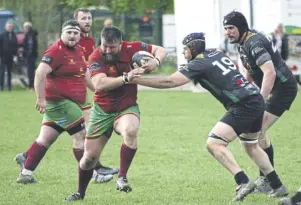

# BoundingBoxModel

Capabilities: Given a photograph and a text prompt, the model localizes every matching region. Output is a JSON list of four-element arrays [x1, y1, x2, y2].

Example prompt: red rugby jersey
[[78, 34, 95, 63], [41, 39, 87, 104], [88, 41, 152, 112]]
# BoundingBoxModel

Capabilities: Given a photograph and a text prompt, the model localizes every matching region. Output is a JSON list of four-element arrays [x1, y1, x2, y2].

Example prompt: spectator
[[271, 23, 289, 61], [0, 21, 18, 91], [23, 21, 38, 91]]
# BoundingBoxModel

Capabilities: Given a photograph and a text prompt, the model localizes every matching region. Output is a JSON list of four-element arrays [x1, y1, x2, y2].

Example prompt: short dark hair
[[73, 8, 91, 19], [101, 26, 122, 44], [62, 19, 80, 30]]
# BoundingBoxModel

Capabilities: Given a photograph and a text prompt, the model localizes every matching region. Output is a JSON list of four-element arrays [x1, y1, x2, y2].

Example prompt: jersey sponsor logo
[[251, 46, 263, 56], [69, 58, 76, 64], [41, 56, 53, 64], [81, 46, 87, 52], [140, 42, 148, 51], [57, 118, 67, 127], [88, 61, 102, 72], [208, 51, 219, 57]]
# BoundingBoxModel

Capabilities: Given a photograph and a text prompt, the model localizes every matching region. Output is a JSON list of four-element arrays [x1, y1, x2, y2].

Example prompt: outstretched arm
[[131, 71, 190, 89]]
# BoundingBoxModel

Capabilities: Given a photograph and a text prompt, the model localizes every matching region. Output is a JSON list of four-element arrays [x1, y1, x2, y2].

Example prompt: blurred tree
[[0, 0, 173, 54], [62, 0, 174, 14]]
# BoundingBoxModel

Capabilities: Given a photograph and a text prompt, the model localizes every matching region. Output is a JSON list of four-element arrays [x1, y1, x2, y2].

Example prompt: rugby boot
[[64, 192, 83, 202], [92, 170, 113, 183], [233, 181, 255, 201], [269, 184, 289, 198], [17, 173, 37, 184], [116, 177, 132, 193], [254, 176, 272, 193], [95, 165, 119, 175]]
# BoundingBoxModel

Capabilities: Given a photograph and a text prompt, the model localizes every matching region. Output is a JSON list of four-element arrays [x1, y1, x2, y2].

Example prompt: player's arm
[[91, 73, 124, 92], [251, 43, 276, 99], [131, 61, 202, 88], [149, 44, 167, 69], [92, 67, 145, 92], [89, 61, 124, 92], [34, 62, 52, 113], [131, 71, 190, 88], [85, 71, 95, 92], [137, 42, 167, 73], [259, 61, 276, 99], [35, 62, 52, 99]]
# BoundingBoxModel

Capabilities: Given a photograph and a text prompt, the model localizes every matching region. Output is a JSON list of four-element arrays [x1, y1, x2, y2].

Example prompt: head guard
[[223, 11, 249, 42], [182, 32, 205, 59]]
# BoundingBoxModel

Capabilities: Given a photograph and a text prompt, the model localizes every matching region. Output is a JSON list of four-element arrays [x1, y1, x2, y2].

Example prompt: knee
[[36, 134, 56, 148], [206, 135, 227, 154], [206, 139, 216, 154], [121, 126, 138, 140], [80, 154, 98, 170]]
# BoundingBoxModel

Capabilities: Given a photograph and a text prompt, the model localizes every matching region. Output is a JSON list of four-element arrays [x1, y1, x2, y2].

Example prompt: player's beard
[[67, 39, 77, 48], [102, 53, 121, 64], [81, 25, 90, 34]]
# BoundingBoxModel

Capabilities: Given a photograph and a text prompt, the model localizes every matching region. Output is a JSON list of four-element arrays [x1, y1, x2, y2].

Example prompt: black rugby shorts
[[220, 94, 265, 136]]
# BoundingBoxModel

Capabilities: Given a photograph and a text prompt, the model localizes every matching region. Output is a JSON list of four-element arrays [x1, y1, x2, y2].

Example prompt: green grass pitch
[[0, 90, 300, 205]]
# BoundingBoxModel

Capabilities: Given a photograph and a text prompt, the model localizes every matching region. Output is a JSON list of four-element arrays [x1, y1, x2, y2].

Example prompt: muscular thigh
[[208, 121, 237, 143], [86, 102, 116, 138], [42, 99, 84, 134], [114, 105, 140, 135]]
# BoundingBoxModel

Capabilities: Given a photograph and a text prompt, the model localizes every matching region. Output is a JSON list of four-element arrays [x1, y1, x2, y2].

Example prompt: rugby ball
[[132, 51, 154, 68]]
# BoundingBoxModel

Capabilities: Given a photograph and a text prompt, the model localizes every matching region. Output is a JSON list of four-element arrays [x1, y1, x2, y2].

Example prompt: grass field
[[0, 90, 301, 205]]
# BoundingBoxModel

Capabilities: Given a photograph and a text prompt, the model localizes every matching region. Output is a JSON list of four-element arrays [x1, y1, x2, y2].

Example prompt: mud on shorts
[[86, 102, 140, 138], [266, 77, 298, 117], [42, 99, 85, 135], [220, 94, 265, 136]]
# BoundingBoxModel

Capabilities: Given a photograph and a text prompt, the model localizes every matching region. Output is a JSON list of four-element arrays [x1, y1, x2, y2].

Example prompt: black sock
[[292, 191, 301, 204], [266, 171, 282, 189], [234, 171, 249, 185], [260, 144, 274, 177]]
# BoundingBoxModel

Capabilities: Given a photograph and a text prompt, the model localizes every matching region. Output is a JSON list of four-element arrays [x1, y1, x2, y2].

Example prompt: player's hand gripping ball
[[132, 51, 154, 68]]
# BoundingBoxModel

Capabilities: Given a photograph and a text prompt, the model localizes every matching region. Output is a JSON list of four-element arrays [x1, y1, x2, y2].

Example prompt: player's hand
[[35, 98, 46, 114], [127, 67, 145, 81], [141, 57, 159, 73]]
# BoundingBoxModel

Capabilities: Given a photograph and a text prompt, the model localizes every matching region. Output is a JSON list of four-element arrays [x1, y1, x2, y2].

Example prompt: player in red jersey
[[64, 26, 167, 201], [14, 20, 99, 184], [73, 8, 118, 182]]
